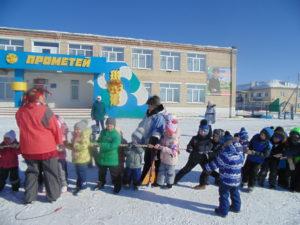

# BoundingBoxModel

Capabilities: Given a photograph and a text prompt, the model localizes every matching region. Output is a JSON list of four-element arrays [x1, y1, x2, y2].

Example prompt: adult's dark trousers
[[0, 167, 20, 191], [25, 158, 61, 203], [200, 169, 220, 185], [95, 120, 105, 131], [140, 148, 160, 184], [174, 151, 207, 184], [241, 159, 261, 188], [98, 165, 122, 191]]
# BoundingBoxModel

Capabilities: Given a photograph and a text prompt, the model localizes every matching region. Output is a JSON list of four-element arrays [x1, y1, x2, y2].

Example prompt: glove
[[186, 148, 192, 153]]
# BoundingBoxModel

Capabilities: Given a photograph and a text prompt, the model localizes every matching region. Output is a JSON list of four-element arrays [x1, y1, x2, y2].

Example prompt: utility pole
[[295, 72, 300, 114]]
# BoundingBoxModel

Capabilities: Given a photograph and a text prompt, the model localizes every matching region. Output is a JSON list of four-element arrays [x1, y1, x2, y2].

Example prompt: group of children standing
[[0, 115, 299, 218]]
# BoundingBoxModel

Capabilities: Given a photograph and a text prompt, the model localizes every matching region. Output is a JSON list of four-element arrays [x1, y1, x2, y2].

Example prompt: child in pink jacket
[[154, 114, 179, 189], [56, 115, 69, 193]]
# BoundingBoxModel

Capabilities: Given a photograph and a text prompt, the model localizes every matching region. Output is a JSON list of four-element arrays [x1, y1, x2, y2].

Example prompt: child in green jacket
[[94, 118, 122, 194]]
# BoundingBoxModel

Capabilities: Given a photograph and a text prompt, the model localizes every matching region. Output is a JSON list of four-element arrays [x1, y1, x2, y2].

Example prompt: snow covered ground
[[0, 116, 299, 225]]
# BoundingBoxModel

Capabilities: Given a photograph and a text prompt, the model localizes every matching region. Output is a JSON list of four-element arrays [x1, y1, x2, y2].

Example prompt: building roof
[[238, 80, 297, 91], [0, 27, 236, 53]]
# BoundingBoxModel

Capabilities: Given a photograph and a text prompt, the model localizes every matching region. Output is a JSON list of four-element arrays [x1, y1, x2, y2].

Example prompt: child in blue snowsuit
[[205, 132, 244, 217], [241, 127, 273, 192]]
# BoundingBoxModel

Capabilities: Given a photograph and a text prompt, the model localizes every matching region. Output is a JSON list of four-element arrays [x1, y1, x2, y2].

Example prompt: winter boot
[[93, 182, 105, 191], [214, 208, 226, 218], [193, 184, 206, 190], [113, 184, 121, 194]]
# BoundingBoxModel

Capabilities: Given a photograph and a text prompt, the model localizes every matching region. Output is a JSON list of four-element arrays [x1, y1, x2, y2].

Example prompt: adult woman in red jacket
[[16, 87, 62, 204]]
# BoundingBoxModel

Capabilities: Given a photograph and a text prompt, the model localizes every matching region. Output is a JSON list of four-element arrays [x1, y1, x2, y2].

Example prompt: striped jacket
[[205, 144, 244, 187]]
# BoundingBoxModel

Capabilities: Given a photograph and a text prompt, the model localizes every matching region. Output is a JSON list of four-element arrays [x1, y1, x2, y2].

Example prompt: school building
[[0, 27, 237, 116]]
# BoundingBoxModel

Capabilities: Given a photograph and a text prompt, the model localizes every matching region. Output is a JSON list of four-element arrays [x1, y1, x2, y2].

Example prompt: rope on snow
[[15, 205, 62, 221]]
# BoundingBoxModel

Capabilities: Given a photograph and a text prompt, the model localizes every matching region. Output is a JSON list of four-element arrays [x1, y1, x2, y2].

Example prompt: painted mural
[[207, 67, 231, 96]]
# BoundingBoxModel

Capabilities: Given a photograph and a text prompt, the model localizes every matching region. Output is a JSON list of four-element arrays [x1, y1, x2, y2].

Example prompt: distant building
[[0, 27, 236, 116], [237, 80, 299, 112]]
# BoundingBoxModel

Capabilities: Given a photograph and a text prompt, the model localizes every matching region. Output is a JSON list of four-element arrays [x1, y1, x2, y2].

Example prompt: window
[[0, 38, 24, 51], [160, 83, 180, 103], [298, 103, 300, 109], [32, 41, 59, 54], [187, 84, 206, 103], [187, 53, 206, 72], [0, 77, 14, 100], [71, 80, 79, 100], [102, 46, 124, 62], [132, 49, 153, 69], [160, 51, 180, 71], [69, 44, 93, 57], [143, 83, 152, 96], [280, 91, 285, 97]]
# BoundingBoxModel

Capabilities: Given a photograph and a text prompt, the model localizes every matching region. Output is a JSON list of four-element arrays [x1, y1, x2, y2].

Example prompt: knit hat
[[261, 127, 274, 140], [272, 132, 285, 143], [4, 130, 16, 142], [199, 119, 209, 132], [213, 129, 224, 137], [220, 131, 233, 144], [96, 96, 102, 101], [274, 126, 285, 134], [289, 127, 300, 143], [146, 95, 161, 107], [106, 117, 116, 127], [290, 127, 300, 136], [239, 127, 249, 141], [74, 119, 88, 131], [165, 114, 178, 136]]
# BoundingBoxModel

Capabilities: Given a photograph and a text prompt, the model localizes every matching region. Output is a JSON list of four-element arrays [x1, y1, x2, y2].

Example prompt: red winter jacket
[[16, 103, 62, 160], [0, 141, 20, 168]]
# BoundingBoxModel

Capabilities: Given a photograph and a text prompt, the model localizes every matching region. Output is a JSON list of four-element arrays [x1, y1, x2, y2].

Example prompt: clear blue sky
[[0, 0, 299, 84]]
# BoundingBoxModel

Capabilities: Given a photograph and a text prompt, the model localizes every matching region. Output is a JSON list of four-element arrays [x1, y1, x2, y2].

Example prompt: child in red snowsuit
[[0, 130, 20, 192]]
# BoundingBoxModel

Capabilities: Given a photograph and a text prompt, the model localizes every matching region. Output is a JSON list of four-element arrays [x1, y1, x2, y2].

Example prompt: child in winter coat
[[257, 129, 286, 188], [95, 118, 122, 194], [241, 127, 273, 192], [123, 135, 144, 190], [56, 115, 69, 193], [174, 119, 213, 188], [154, 114, 179, 189], [238, 127, 249, 148], [68, 120, 92, 194], [283, 127, 300, 192], [205, 132, 244, 217], [0, 130, 20, 192]]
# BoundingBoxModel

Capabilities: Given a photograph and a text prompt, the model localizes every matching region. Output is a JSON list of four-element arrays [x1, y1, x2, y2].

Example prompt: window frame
[[31, 39, 60, 54], [160, 51, 181, 71], [159, 82, 181, 103], [0, 37, 25, 52], [101, 46, 125, 62], [187, 53, 206, 73], [143, 82, 153, 96], [68, 43, 93, 57], [70, 80, 79, 101], [0, 77, 14, 100], [186, 83, 206, 103], [131, 48, 153, 70]]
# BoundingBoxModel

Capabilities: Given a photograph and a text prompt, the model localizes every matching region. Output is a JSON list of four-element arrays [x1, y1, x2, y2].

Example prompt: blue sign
[[0, 50, 107, 73]]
